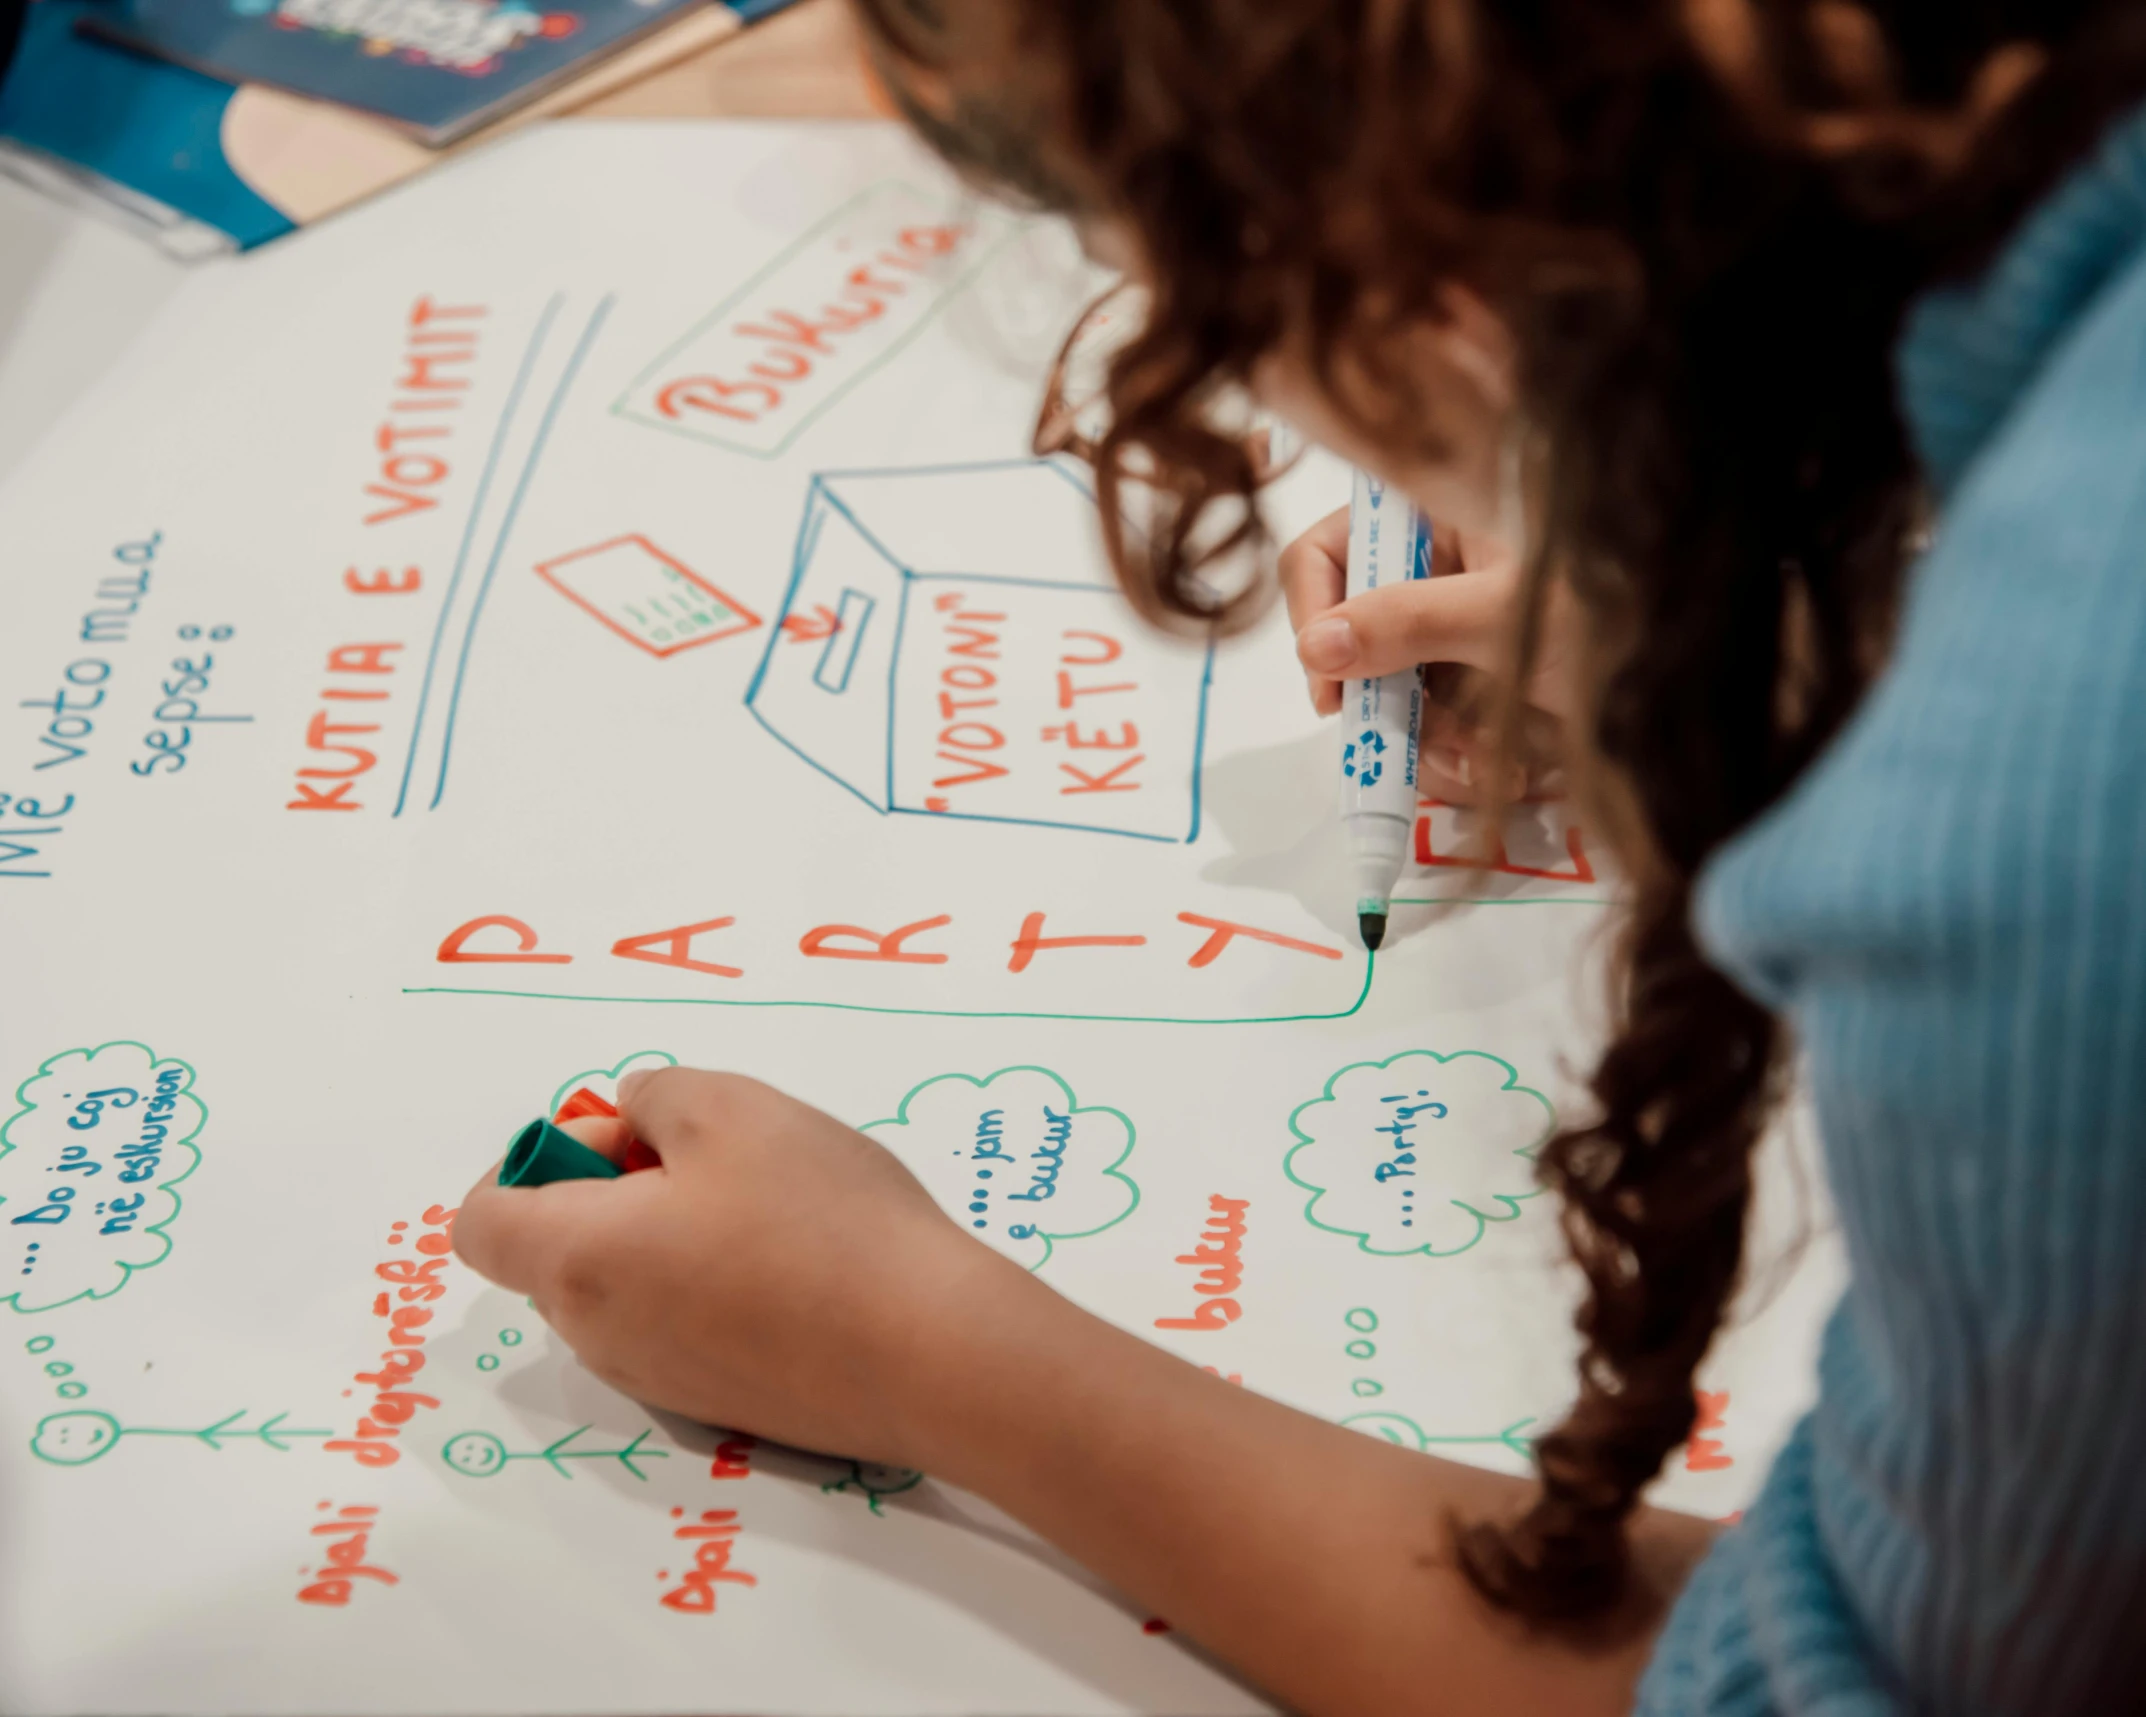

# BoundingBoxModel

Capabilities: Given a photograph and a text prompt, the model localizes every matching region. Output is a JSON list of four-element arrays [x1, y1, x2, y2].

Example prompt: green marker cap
[[500, 1117, 622, 1189]]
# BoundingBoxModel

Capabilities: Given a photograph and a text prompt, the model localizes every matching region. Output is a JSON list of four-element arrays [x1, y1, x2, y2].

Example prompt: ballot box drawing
[[745, 460, 1214, 842]]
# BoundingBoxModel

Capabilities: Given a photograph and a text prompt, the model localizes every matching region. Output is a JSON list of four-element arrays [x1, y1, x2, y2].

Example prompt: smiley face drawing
[[822, 1458, 925, 1514], [440, 1430, 511, 1477], [30, 1409, 122, 1466]]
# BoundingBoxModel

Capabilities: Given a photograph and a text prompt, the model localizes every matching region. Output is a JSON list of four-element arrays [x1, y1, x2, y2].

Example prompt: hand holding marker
[[499, 1086, 660, 1186], [1340, 471, 1431, 950]]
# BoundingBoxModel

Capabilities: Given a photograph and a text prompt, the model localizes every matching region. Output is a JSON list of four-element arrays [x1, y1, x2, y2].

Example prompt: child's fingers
[[1419, 736, 1530, 805], [1295, 574, 1509, 686], [1279, 507, 1351, 713], [1420, 727, 1486, 804], [1279, 505, 1350, 632], [554, 1113, 632, 1162], [1418, 695, 1564, 806], [615, 1064, 791, 1166], [453, 1171, 619, 1298]]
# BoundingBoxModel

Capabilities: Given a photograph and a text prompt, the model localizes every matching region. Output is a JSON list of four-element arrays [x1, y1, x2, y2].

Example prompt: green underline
[[1390, 897, 1612, 907], [405, 959, 1376, 1027]]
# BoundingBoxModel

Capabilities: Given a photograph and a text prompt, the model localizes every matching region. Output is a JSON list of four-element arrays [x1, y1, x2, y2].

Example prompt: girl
[[456, 4, 2146, 1710]]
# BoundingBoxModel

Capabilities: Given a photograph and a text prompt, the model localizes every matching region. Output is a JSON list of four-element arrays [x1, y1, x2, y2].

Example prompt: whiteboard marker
[[1340, 471, 1431, 951], [499, 1090, 661, 1187]]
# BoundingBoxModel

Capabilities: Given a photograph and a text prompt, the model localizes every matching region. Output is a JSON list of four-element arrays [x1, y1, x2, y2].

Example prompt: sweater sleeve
[[1638, 236, 2146, 1717]]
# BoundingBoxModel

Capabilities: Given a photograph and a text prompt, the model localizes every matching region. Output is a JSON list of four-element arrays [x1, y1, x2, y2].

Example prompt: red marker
[[551, 1087, 661, 1174]]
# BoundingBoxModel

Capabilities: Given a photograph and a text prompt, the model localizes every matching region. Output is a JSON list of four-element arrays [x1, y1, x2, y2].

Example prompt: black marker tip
[[1359, 912, 1387, 952]]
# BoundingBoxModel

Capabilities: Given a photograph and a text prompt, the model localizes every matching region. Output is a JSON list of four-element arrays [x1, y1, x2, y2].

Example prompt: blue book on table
[[0, 0, 291, 248], [0, 0, 797, 251], [81, 0, 706, 144]]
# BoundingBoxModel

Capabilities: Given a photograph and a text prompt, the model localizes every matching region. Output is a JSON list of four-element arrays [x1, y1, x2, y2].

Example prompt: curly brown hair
[[850, 0, 2146, 1624]]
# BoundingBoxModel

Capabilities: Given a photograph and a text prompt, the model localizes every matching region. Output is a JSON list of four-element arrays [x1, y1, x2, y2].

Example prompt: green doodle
[[1389, 894, 1611, 907], [1342, 1306, 1386, 1396], [1284, 1049, 1553, 1259], [1, 1041, 205, 1313], [544, 1050, 677, 1121], [440, 1425, 668, 1480], [30, 1407, 330, 1466], [822, 1459, 925, 1515], [1343, 1411, 1538, 1461], [863, 1066, 1139, 1271], [407, 953, 1375, 1028]]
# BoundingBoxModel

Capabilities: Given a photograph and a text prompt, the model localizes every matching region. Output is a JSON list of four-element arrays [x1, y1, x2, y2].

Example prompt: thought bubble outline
[[546, 1049, 679, 1118], [863, 1066, 1138, 1270], [0, 1041, 204, 1313], [1283, 1049, 1551, 1259]]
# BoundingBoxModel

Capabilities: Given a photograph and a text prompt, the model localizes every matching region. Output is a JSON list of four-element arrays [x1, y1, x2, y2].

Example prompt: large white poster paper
[[0, 122, 1842, 1716]]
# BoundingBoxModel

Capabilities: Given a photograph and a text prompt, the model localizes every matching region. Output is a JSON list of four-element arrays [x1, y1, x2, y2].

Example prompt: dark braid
[[851, 0, 2146, 1622]]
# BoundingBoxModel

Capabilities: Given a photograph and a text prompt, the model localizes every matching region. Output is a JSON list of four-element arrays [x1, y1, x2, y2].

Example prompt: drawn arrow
[[1343, 1411, 1538, 1461], [538, 1424, 669, 1480], [539, 1425, 588, 1476], [251, 1412, 320, 1452], [613, 1428, 665, 1481], [1420, 1417, 1538, 1459], [782, 606, 842, 643], [185, 1410, 334, 1452]]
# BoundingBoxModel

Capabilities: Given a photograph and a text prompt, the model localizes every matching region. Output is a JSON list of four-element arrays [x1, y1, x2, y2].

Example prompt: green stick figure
[[31, 1408, 332, 1467], [821, 1459, 925, 1515], [440, 1425, 668, 1480], [1342, 1411, 1538, 1459]]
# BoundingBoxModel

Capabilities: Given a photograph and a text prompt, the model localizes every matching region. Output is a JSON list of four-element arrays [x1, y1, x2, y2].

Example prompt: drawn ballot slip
[[533, 533, 760, 658]]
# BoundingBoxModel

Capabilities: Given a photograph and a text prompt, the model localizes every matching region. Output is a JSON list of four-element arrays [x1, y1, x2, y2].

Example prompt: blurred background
[[0, 0, 876, 479]]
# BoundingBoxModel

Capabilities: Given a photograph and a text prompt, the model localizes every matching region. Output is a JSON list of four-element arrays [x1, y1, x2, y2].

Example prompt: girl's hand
[[452, 1066, 1030, 1470], [455, 1063, 1713, 1717], [1280, 506, 1574, 802]]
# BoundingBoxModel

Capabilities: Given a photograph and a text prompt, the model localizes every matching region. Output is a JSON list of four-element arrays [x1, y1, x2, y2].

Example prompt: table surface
[[0, 0, 876, 487]]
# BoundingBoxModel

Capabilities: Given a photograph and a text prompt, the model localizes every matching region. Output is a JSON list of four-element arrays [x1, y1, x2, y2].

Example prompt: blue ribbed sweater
[[1636, 106, 2146, 1715]]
